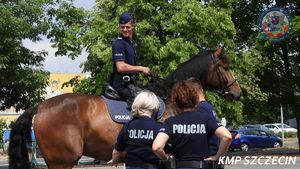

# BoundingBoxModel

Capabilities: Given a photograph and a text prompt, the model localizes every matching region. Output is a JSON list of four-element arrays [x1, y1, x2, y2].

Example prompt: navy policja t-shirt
[[196, 101, 222, 155], [115, 116, 162, 166], [160, 110, 220, 161]]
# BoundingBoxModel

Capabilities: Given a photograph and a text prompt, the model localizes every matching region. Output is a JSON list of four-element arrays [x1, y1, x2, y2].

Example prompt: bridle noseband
[[211, 54, 237, 95]]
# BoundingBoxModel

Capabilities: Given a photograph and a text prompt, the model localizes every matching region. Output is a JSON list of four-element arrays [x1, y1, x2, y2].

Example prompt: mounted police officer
[[107, 91, 161, 169], [110, 12, 150, 105], [152, 79, 232, 169]]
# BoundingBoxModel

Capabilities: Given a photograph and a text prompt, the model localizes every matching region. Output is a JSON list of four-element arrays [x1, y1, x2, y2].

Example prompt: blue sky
[[73, 0, 95, 10], [23, 0, 95, 73]]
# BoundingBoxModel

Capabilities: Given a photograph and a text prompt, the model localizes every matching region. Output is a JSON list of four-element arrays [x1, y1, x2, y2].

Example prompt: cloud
[[23, 38, 87, 73]]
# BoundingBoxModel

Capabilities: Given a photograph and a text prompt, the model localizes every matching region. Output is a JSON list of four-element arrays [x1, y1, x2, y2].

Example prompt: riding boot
[[126, 98, 134, 111]]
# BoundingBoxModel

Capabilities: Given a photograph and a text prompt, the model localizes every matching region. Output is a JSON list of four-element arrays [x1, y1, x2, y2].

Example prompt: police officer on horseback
[[109, 12, 150, 104]]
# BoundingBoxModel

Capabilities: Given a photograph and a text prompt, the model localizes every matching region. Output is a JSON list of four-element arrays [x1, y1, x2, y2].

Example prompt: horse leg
[[40, 129, 83, 169], [35, 125, 84, 169]]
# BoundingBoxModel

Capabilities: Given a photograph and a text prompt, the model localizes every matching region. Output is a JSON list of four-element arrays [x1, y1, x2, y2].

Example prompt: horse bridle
[[211, 54, 237, 95], [147, 55, 237, 96]]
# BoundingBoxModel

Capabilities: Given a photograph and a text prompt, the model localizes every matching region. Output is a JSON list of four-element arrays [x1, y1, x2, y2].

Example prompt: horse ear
[[213, 48, 223, 58]]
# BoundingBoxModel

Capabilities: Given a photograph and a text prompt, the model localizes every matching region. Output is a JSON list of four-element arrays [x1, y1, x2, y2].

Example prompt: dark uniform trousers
[[175, 160, 221, 169], [127, 163, 159, 169]]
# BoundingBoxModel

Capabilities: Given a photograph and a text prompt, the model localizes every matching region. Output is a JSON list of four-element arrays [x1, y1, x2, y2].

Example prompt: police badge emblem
[[258, 7, 292, 42]]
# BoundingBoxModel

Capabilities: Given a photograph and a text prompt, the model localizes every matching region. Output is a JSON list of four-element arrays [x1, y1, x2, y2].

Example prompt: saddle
[[102, 84, 166, 123]]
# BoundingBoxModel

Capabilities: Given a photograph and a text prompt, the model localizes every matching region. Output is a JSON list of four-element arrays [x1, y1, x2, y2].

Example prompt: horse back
[[33, 93, 123, 162]]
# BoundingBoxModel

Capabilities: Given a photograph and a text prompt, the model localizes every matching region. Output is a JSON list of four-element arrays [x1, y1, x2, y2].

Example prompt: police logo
[[258, 7, 292, 42]]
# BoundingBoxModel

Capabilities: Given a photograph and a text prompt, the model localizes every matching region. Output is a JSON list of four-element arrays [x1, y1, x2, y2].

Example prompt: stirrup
[[126, 99, 133, 111]]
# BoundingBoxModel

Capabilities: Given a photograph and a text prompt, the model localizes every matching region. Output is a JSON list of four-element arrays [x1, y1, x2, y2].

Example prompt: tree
[[0, 0, 59, 110], [232, 0, 300, 147], [49, 0, 270, 126]]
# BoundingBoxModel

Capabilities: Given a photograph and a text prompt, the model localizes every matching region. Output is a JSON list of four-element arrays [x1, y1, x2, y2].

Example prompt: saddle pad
[[103, 96, 166, 123]]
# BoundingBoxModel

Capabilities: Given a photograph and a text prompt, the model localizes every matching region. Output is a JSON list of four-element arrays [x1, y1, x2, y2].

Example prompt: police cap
[[119, 12, 132, 24]]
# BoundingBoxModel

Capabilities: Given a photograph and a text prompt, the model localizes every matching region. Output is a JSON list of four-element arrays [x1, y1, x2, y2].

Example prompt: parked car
[[229, 129, 282, 152], [263, 123, 297, 133], [239, 124, 274, 135], [2, 128, 35, 152]]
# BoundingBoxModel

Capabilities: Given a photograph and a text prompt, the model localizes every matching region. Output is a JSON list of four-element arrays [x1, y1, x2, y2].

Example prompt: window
[[257, 131, 267, 136], [244, 131, 256, 135]]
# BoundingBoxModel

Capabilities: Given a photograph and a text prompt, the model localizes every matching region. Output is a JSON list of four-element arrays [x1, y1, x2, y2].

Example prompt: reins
[[210, 54, 237, 95], [147, 73, 164, 81]]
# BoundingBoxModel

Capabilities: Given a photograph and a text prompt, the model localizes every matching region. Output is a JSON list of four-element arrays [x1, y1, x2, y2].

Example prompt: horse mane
[[148, 49, 229, 98]]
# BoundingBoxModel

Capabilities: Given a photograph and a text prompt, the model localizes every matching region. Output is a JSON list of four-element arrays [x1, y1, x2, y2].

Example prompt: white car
[[263, 123, 297, 133]]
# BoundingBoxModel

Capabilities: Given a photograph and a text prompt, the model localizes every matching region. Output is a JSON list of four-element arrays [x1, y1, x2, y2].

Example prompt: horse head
[[205, 48, 242, 100], [146, 48, 242, 101]]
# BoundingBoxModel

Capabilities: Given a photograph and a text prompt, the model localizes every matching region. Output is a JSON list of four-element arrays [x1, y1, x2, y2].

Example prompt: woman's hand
[[107, 148, 121, 167], [107, 159, 119, 167], [204, 155, 219, 161]]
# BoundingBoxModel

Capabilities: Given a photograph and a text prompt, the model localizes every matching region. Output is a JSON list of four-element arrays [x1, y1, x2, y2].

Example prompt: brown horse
[[8, 48, 241, 169]]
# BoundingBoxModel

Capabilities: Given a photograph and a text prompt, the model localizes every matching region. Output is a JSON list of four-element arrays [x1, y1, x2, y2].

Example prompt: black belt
[[127, 163, 158, 169], [177, 160, 203, 168]]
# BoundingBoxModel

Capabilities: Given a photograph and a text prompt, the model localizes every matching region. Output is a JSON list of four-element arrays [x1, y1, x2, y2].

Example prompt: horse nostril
[[233, 91, 242, 100]]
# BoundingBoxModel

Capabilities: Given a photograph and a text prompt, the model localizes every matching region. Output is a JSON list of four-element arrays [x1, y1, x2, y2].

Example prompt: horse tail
[[8, 106, 37, 169]]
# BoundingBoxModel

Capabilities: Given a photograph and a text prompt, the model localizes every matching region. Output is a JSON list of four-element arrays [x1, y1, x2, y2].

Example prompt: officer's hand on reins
[[139, 66, 150, 75]]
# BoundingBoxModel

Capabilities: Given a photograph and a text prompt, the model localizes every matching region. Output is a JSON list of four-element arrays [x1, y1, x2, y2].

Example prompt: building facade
[[0, 73, 87, 126]]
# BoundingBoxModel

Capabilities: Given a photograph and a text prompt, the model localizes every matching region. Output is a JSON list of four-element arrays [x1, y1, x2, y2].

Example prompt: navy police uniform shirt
[[160, 110, 220, 161], [196, 101, 222, 155], [115, 116, 162, 166], [111, 36, 137, 90]]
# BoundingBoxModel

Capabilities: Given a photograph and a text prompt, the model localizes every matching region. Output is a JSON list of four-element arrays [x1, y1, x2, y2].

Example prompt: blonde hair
[[131, 90, 160, 117]]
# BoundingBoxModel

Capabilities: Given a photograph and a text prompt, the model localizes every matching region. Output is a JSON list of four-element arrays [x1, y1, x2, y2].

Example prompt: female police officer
[[107, 90, 161, 169], [152, 79, 232, 169]]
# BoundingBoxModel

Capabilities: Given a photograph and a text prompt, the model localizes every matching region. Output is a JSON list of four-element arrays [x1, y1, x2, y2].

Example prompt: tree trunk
[[295, 112, 300, 149], [281, 42, 300, 149]]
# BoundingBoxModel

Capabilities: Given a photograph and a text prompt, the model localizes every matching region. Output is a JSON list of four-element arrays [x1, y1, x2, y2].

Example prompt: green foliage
[[48, 0, 269, 125], [0, 119, 7, 136], [47, 0, 91, 59], [205, 91, 244, 127], [49, 0, 300, 128], [91, 0, 244, 125], [292, 16, 300, 36], [231, 0, 300, 147], [275, 132, 298, 138], [0, 119, 7, 149], [52, 0, 238, 76], [0, 0, 56, 110], [165, 2, 235, 47]]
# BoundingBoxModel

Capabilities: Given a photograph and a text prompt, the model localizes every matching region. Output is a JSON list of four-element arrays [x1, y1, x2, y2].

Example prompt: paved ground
[[1, 138, 299, 169], [1, 156, 300, 169]]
